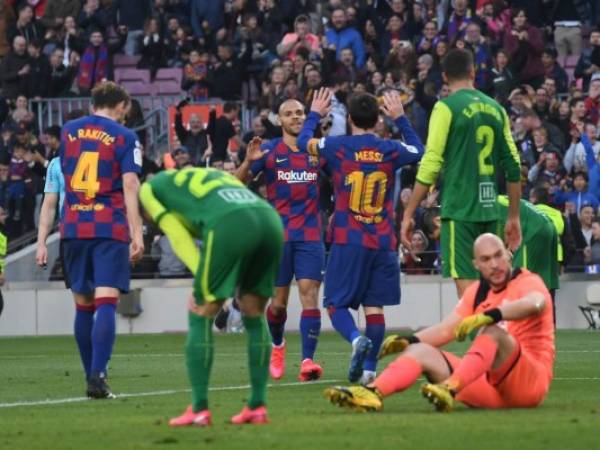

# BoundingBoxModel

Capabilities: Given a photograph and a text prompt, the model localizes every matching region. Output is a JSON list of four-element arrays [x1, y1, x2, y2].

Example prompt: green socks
[[186, 313, 214, 412], [243, 315, 271, 409]]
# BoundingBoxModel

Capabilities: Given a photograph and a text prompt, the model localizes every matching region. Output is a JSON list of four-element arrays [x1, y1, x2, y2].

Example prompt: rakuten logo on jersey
[[277, 170, 318, 184]]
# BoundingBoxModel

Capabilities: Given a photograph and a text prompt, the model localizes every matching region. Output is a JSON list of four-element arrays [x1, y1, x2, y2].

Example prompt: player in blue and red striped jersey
[[298, 89, 424, 384], [236, 99, 326, 382], [59, 81, 144, 399]]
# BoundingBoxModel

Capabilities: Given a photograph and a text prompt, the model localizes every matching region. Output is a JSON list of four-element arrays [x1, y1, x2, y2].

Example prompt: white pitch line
[[0, 379, 343, 409]]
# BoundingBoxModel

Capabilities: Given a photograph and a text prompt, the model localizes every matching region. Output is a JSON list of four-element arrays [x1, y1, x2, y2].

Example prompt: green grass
[[1, 331, 599, 450]]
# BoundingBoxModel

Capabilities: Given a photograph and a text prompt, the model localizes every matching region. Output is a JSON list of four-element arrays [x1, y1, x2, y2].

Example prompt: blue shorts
[[275, 241, 325, 287], [62, 238, 130, 294], [324, 244, 400, 310]]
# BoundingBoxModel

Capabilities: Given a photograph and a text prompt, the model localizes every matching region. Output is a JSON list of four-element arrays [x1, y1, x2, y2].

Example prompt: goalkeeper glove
[[378, 334, 420, 359], [454, 309, 503, 342]]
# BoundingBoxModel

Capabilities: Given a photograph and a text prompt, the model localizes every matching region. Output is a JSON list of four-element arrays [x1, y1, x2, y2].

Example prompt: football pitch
[[1, 331, 598, 450]]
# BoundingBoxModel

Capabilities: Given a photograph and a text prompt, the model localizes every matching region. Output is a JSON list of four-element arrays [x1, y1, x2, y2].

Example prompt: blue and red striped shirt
[[250, 138, 325, 242], [59, 115, 142, 242], [298, 112, 424, 250]]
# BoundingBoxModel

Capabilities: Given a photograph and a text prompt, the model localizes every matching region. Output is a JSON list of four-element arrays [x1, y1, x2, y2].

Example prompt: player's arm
[[139, 183, 200, 272], [123, 172, 144, 262], [36, 192, 58, 267], [455, 277, 548, 341], [400, 101, 451, 249], [297, 88, 333, 158], [235, 136, 267, 183], [498, 108, 522, 251]]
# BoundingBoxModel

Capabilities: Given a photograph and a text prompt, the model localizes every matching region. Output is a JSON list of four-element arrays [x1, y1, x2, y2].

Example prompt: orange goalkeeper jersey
[[454, 269, 555, 379]]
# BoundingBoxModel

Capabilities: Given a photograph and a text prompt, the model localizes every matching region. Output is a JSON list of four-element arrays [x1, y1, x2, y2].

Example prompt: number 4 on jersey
[[71, 151, 100, 199]]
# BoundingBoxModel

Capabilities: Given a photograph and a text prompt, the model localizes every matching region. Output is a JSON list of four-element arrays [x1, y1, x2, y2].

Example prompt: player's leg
[[61, 239, 99, 390], [266, 243, 292, 379], [441, 219, 480, 298], [422, 324, 518, 412], [295, 241, 325, 380], [358, 250, 401, 384], [87, 239, 131, 398], [170, 297, 223, 427], [324, 343, 452, 412], [231, 292, 271, 424], [233, 207, 284, 424]]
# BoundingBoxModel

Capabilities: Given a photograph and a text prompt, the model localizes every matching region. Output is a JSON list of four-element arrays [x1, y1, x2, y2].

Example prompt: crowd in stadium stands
[[0, 0, 599, 275]]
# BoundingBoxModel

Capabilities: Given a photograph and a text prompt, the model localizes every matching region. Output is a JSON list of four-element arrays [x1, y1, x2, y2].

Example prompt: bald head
[[473, 233, 512, 291]]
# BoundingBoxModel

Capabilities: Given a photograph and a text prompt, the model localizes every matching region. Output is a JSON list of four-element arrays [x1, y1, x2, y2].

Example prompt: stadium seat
[[113, 54, 142, 68], [578, 284, 600, 329], [152, 80, 182, 95], [155, 68, 183, 86], [115, 68, 151, 85], [121, 81, 153, 96]]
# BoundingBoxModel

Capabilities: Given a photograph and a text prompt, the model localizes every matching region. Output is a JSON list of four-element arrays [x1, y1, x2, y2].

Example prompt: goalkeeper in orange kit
[[324, 233, 555, 412]]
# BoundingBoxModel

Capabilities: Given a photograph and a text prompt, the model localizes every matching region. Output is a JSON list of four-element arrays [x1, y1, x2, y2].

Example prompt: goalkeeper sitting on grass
[[325, 233, 555, 412]]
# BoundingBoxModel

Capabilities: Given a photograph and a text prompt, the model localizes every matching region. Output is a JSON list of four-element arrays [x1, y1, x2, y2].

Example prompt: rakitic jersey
[[299, 113, 424, 250], [455, 269, 555, 379], [417, 89, 521, 222], [60, 115, 142, 242], [250, 138, 325, 242], [145, 168, 273, 232]]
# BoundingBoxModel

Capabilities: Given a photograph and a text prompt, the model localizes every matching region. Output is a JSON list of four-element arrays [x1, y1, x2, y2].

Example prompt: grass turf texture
[[1, 331, 598, 450]]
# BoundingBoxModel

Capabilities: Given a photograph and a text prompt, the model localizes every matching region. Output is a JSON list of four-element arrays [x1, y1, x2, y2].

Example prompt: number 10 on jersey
[[346, 170, 388, 216]]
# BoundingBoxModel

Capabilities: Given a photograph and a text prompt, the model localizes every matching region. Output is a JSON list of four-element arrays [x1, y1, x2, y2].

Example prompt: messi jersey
[[298, 113, 424, 250], [250, 138, 325, 242], [59, 115, 142, 242]]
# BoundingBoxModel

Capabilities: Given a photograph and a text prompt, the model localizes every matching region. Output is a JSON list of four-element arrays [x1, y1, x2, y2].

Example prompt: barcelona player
[[139, 168, 283, 426], [325, 234, 555, 413], [401, 48, 522, 299], [59, 81, 144, 398], [298, 89, 424, 384], [236, 99, 325, 382]]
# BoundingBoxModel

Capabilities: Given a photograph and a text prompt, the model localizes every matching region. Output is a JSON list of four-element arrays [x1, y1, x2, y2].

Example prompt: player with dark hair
[[401, 48, 522, 299], [325, 234, 555, 413], [298, 89, 424, 384], [236, 99, 326, 382], [140, 168, 283, 426], [59, 81, 144, 399]]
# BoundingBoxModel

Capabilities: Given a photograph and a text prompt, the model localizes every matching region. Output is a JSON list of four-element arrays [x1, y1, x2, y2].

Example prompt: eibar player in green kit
[[401, 48, 522, 298], [139, 167, 283, 426]]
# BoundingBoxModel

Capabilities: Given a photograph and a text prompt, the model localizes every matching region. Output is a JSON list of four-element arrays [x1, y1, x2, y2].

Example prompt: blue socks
[[90, 298, 117, 376], [266, 305, 287, 346], [364, 314, 385, 371], [300, 309, 321, 360], [74, 304, 95, 378], [328, 307, 361, 344]]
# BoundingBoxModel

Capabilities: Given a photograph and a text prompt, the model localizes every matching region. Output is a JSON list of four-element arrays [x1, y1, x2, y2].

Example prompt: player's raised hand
[[504, 217, 522, 253], [380, 90, 405, 120], [310, 88, 332, 117], [246, 136, 266, 161], [400, 216, 415, 251]]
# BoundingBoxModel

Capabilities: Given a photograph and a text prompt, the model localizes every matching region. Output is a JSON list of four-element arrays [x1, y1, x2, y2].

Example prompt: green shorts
[[440, 219, 500, 279], [194, 207, 284, 304], [513, 222, 559, 290]]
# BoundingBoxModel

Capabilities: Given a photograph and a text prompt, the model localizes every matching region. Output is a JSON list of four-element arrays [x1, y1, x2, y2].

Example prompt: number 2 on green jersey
[[477, 125, 494, 176]]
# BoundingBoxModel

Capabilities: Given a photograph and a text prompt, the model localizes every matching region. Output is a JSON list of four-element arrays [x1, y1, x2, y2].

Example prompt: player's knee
[[190, 301, 222, 318], [480, 324, 511, 344]]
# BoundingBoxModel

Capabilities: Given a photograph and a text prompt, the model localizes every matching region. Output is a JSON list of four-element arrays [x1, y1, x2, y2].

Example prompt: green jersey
[[497, 196, 560, 289], [417, 88, 521, 222], [144, 168, 272, 233]]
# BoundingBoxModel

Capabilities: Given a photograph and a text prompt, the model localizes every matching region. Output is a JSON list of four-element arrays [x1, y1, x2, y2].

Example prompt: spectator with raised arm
[[78, 0, 110, 39], [174, 100, 210, 166], [503, 8, 544, 87], [277, 14, 319, 60]]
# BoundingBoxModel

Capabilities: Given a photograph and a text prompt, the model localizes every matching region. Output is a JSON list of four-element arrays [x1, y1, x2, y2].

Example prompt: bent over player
[[139, 168, 283, 426], [298, 89, 424, 384], [60, 81, 144, 398], [236, 99, 325, 382], [325, 234, 554, 412]]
